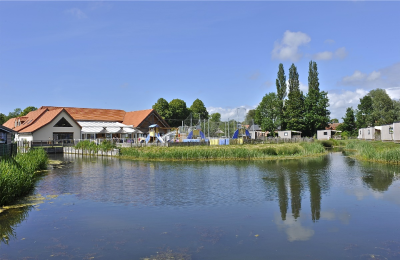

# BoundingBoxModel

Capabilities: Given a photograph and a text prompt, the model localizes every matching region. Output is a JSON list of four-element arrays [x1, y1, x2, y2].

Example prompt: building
[[3, 106, 170, 142], [0, 125, 16, 156], [277, 130, 301, 139], [317, 129, 342, 140], [381, 124, 394, 142], [247, 125, 267, 139]]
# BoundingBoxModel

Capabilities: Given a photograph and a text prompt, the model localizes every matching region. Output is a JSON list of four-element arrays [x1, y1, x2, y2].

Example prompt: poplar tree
[[284, 64, 305, 132], [276, 63, 287, 130], [304, 61, 330, 137]]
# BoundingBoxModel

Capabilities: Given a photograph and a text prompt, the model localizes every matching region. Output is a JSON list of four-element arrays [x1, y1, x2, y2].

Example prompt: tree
[[337, 107, 356, 136], [190, 99, 209, 119], [276, 63, 287, 130], [152, 98, 171, 120], [284, 64, 305, 132], [330, 118, 339, 123], [210, 113, 221, 122], [0, 113, 6, 125], [244, 109, 256, 125], [255, 92, 279, 136], [19, 106, 37, 117], [7, 108, 22, 120], [304, 61, 330, 137], [168, 99, 190, 127], [356, 95, 373, 129], [369, 88, 394, 125]]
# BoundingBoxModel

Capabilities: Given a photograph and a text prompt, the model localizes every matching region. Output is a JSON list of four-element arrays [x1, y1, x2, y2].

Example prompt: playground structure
[[232, 123, 251, 139], [145, 124, 164, 143]]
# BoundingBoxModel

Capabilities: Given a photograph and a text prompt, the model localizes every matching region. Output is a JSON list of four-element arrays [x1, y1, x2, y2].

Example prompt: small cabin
[[317, 130, 341, 140], [277, 130, 301, 139], [358, 128, 366, 140], [393, 122, 400, 143], [381, 124, 394, 142]]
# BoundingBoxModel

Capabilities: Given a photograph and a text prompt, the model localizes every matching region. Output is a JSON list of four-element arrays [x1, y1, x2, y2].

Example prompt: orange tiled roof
[[3, 118, 16, 129], [13, 108, 48, 132], [19, 108, 66, 133], [122, 109, 154, 127], [326, 123, 341, 130], [41, 106, 126, 121]]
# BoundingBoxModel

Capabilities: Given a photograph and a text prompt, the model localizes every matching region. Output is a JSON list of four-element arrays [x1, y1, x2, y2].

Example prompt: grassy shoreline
[[119, 142, 327, 161], [344, 140, 400, 164], [0, 148, 48, 206]]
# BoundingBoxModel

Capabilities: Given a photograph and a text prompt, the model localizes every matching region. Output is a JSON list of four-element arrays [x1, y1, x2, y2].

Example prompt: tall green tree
[[337, 107, 356, 136], [152, 98, 171, 120], [255, 92, 279, 136], [356, 95, 373, 128], [276, 63, 287, 130], [369, 88, 394, 125], [168, 99, 190, 127], [190, 99, 209, 119], [330, 118, 339, 123], [210, 113, 221, 122], [19, 106, 37, 117], [244, 109, 256, 125], [304, 61, 330, 137], [6, 108, 21, 120], [0, 113, 6, 125], [284, 64, 305, 132]]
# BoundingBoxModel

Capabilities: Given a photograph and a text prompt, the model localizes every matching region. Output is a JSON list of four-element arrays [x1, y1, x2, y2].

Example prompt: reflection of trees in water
[[361, 162, 397, 192], [263, 156, 331, 222], [0, 206, 32, 245]]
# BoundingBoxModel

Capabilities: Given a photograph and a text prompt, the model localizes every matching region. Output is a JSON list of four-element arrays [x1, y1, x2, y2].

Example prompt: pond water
[[1, 152, 400, 260]]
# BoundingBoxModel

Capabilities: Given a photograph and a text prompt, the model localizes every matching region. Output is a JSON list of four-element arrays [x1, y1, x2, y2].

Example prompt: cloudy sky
[[1, 1, 399, 121]]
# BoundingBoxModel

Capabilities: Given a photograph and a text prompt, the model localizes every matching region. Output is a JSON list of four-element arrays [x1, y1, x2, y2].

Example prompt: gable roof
[[0, 125, 15, 133], [19, 108, 81, 133], [12, 108, 48, 132], [41, 106, 126, 122], [122, 109, 169, 128], [326, 123, 341, 130], [3, 118, 16, 129]]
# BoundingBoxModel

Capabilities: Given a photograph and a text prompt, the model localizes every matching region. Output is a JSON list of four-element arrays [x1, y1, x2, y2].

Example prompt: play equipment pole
[[228, 118, 230, 138]]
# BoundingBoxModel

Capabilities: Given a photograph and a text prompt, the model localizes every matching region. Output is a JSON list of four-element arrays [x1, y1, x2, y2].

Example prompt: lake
[[1, 151, 400, 259]]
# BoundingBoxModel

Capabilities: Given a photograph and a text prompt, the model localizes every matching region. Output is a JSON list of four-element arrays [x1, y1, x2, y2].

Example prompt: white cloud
[[272, 30, 311, 62], [324, 39, 335, 44], [328, 89, 368, 120], [65, 8, 88, 19], [313, 51, 333, 61], [207, 105, 255, 122], [335, 47, 348, 59]]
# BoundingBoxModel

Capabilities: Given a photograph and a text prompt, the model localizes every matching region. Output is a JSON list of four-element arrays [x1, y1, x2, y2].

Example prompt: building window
[[54, 117, 73, 127], [389, 127, 393, 134], [284, 132, 288, 136], [368, 129, 370, 135], [0, 132, 6, 144], [359, 130, 361, 135], [53, 132, 73, 140], [324, 132, 328, 135]]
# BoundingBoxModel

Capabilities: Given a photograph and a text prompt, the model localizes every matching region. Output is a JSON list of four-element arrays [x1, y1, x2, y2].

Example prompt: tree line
[[0, 106, 37, 125], [251, 61, 330, 137], [338, 89, 400, 137]]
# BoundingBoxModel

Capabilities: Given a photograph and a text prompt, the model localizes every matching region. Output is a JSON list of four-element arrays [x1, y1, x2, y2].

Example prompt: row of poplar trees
[[254, 61, 330, 137]]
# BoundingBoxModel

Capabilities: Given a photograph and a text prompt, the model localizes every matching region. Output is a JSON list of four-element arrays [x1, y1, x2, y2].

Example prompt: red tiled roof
[[3, 118, 16, 129], [41, 106, 126, 122], [122, 109, 154, 127], [13, 108, 48, 132], [326, 123, 341, 130], [19, 108, 66, 133]]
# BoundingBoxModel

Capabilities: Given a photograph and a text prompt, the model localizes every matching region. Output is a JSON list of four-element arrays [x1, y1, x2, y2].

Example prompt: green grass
[[120, 142, 326, 161], [0, 148, 48, 206], [345, 140, 400, 164]]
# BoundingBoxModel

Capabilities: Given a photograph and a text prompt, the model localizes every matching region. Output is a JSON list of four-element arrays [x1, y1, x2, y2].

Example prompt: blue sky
[[1, 1, 399, 121]]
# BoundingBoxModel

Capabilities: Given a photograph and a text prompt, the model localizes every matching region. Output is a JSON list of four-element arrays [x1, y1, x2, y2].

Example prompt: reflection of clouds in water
[[346, 187, 370, 201], [320, 210, 351, 224], [346, 186, 400, 206], [274, 214, 314, 242]]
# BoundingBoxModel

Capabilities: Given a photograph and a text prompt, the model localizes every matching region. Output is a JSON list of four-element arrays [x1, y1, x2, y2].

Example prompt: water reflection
[[0, 206, 32, 245]]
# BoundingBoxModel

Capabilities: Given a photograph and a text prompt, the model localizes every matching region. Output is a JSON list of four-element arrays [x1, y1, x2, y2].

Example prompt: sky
[[0, 1, 399, 122]]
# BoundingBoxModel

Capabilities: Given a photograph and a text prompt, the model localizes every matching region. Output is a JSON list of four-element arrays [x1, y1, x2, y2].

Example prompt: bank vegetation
[[0, 148, 48, 206], [120, 142, 326, 161], [345, 140, 400, 164]]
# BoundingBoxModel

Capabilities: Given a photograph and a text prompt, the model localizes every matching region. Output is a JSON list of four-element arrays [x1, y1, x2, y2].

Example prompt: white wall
[[317, 130, 331, 140], [278, 131, 291, 139], [15, 133, 33, 141], [32, 110, 81, 140]]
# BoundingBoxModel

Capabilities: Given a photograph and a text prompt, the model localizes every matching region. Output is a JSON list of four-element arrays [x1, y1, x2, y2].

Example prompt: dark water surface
[[1, 152, 400, 259]]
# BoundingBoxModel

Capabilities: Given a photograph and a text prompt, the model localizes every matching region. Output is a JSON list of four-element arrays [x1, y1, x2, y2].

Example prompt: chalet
[[381, 124, 394, 142], [247, 125, 267, 139], [317, 129, 342, 140]]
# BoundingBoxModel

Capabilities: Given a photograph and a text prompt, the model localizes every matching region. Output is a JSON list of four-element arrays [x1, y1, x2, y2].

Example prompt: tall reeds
[[346, 140, 400, 164], [120, 143, 326, 161], [0, 148, 48, 206], [74, 140, 116, 154]]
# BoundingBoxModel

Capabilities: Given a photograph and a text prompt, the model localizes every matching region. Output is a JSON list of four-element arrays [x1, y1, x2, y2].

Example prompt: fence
[[0, 143, 17, 157]]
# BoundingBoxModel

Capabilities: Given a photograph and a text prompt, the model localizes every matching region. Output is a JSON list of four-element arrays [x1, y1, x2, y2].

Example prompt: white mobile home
[[381, 124, 394, 142], [358, 128, 366, 140], [277, 130, 301, 139], [317, 130, 341, 140], [394, 122, 400, 143]]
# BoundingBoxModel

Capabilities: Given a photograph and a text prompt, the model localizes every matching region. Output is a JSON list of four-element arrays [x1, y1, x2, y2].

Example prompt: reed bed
[[75, 140, 116, 154], [345, 140, 400, 164], [120, 142, 326, 161], [0, 148, 48, 206]]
